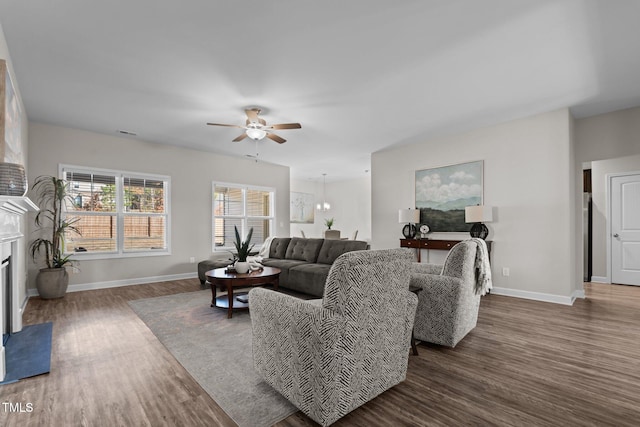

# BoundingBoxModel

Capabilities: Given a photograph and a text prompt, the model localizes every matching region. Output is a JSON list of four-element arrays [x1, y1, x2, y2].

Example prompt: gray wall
[[27, 122, 290, 291], [590, 154, 640, 280], [575, 106, 640, 281], [575, 107, 640, 163], [372, 109, 579, 303], [290, 176, 371, 242]]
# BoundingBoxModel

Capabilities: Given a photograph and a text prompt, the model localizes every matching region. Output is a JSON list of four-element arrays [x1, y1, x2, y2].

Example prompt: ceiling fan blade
[[245, 108, 261, 122], [269, 123, 302, 130], [233, 133, 248, 142], [267, 133, 286, 144], [207, 122, 244, 129]]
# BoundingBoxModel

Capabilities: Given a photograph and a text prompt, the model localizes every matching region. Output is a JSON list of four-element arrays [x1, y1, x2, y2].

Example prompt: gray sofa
[[261, 237, 369, 297]]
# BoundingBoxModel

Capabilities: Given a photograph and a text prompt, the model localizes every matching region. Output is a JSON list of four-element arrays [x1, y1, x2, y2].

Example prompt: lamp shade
[[465, 205, 493, 223], [398, 208, 420, 224]]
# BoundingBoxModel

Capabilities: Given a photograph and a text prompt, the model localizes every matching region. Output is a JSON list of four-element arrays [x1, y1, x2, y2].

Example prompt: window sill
[[66, 249, 171, 261]]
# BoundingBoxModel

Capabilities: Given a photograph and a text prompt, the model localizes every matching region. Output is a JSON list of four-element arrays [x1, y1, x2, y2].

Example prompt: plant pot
[[235, 262, 250, 274], [36, 267, 69, 299]]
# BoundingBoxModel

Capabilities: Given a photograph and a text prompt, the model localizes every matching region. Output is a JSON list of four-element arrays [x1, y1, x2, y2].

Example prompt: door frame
[[606, 170, 640, 284]]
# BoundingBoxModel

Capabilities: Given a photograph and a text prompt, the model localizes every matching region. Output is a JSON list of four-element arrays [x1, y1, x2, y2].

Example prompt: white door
[[611, 173, 640, 286]]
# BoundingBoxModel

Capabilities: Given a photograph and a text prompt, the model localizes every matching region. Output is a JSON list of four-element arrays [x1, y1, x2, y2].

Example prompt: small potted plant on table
[[233, 226, 254, 274], [324, 217, 334, 230]]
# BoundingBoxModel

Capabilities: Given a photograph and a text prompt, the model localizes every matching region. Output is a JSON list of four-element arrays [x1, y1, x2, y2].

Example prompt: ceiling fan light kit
[[207, 108, 301, 144], [246, 127, 267, 140]]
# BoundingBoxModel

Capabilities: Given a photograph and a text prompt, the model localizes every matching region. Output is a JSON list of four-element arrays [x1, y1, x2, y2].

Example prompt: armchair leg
[[411, 332, 419, 355]]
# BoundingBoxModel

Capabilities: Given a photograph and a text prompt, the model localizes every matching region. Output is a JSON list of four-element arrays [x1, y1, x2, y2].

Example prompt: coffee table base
[[210, 292, 251, 310], [206, 267, 281, 319]]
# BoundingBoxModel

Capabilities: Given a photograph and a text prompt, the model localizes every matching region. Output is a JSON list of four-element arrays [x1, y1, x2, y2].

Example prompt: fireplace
[[2, 251, 12, 342], [0, 195, 38, 380], [2, 241, 18, 337]]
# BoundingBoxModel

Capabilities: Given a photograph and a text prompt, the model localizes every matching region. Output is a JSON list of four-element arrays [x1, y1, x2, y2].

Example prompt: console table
[[400, 238, 492, 262]]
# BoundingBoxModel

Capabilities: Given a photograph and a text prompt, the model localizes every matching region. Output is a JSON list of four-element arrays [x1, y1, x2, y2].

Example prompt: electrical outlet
[[502, 267, 510, 277], [189, 257, 195, 263]]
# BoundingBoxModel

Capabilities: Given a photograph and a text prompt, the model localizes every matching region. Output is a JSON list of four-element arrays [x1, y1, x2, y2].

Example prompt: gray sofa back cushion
[[285, 237, 324, 262], [316, 240, 369, 265], [268, 238, 292, 259]]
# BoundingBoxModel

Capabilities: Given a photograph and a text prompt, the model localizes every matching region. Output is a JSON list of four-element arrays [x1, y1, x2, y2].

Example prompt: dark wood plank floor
[[1, 281, 639, 426]]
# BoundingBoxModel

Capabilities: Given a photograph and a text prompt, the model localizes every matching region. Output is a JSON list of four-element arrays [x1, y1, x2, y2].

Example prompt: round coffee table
[[206, 266, 281, 318]]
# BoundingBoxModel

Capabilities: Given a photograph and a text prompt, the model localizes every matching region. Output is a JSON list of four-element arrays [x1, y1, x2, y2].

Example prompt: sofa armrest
[[411, 262, 443, 275], [410, 273, 480, 344], [249, 288, 338, 327], [249, 288, 344, 395], [410, 273, 465, 302]]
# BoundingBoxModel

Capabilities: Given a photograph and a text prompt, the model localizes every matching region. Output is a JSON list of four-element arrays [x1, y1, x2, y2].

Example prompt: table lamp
[[399, 208, 420, 239], [465, 205, 493, 239]]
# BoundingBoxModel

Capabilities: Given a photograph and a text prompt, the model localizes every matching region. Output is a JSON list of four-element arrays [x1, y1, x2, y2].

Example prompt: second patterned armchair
[[410, 239, 491, 347], [249, 248, 418, 426]]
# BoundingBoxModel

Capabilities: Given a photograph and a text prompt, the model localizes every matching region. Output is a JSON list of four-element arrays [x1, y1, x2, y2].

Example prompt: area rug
[[1, 322, 53, 385], [128, 290, 297, 427]]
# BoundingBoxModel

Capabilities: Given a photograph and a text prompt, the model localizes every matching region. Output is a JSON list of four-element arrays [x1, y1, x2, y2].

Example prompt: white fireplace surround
[[0, 195, 38, 381]]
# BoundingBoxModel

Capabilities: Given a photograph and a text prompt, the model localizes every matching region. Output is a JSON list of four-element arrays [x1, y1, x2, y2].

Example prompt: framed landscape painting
[[415, 160, 483, 232], [290, 192, 314, 223]]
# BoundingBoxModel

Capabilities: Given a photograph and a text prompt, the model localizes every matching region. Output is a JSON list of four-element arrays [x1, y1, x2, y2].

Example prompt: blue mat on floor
[[1, 322, 53, 385]]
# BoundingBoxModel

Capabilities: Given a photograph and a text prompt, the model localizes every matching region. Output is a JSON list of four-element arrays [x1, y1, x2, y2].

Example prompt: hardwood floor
[[1, 281, 639, 426]]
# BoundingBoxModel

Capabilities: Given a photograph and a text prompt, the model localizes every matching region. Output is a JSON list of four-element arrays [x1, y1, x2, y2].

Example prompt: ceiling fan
[[207, 108, 301, 144]]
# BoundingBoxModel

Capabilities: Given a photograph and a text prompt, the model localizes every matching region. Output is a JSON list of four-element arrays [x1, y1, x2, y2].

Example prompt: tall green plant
[[233, 226, 254, 262], [29, 176, 81, 269]]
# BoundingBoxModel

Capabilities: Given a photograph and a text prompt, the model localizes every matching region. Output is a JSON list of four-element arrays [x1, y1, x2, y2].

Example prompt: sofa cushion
[[284, 237, 324, 262], [288, 263, 332, 297], [316, 240, 369, 265], [261, 258, 308, 285], [268, 238, 291, 259]]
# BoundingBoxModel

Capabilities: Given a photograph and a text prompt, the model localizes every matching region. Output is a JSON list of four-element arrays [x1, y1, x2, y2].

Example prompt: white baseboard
[[27, 272, 198, 297], [490, 287, 576, 305], [572, 288, 585, 300], [590, 276, 608, 284]]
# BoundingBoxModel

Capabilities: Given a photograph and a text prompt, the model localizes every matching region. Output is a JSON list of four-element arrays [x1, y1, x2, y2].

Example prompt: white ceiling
[[1, 0, 640, 182]]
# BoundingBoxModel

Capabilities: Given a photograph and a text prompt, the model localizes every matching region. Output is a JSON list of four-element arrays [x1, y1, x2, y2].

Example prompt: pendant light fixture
[[316, 173, 331, 211]]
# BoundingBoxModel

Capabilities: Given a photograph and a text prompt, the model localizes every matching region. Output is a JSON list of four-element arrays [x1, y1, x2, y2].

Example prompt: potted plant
[[324, 217, 334, 230], [233, 225, 254, 274], [29, 175, 80, 299]]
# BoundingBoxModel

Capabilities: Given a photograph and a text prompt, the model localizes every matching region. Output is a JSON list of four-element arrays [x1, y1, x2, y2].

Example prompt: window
[[61, 165, 170, 258], [212, 182, 274, 251]]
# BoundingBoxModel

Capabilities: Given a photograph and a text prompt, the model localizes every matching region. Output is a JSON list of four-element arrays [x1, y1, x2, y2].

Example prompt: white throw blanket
[[246, 236, 276, 270], [470, 238, 492, 296], [258, 235, 275, 258]]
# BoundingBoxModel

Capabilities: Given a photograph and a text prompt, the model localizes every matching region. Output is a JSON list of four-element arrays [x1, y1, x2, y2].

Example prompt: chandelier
[[316, 173, 331, 211]]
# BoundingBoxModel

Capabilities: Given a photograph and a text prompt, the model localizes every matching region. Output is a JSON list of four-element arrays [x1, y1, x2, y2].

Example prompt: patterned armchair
[[410, 239, 490, 347], [249, 248, 418, 426]]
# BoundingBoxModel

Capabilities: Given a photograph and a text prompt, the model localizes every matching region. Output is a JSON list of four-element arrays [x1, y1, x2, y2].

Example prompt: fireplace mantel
[[0, 195, 38, 215]]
